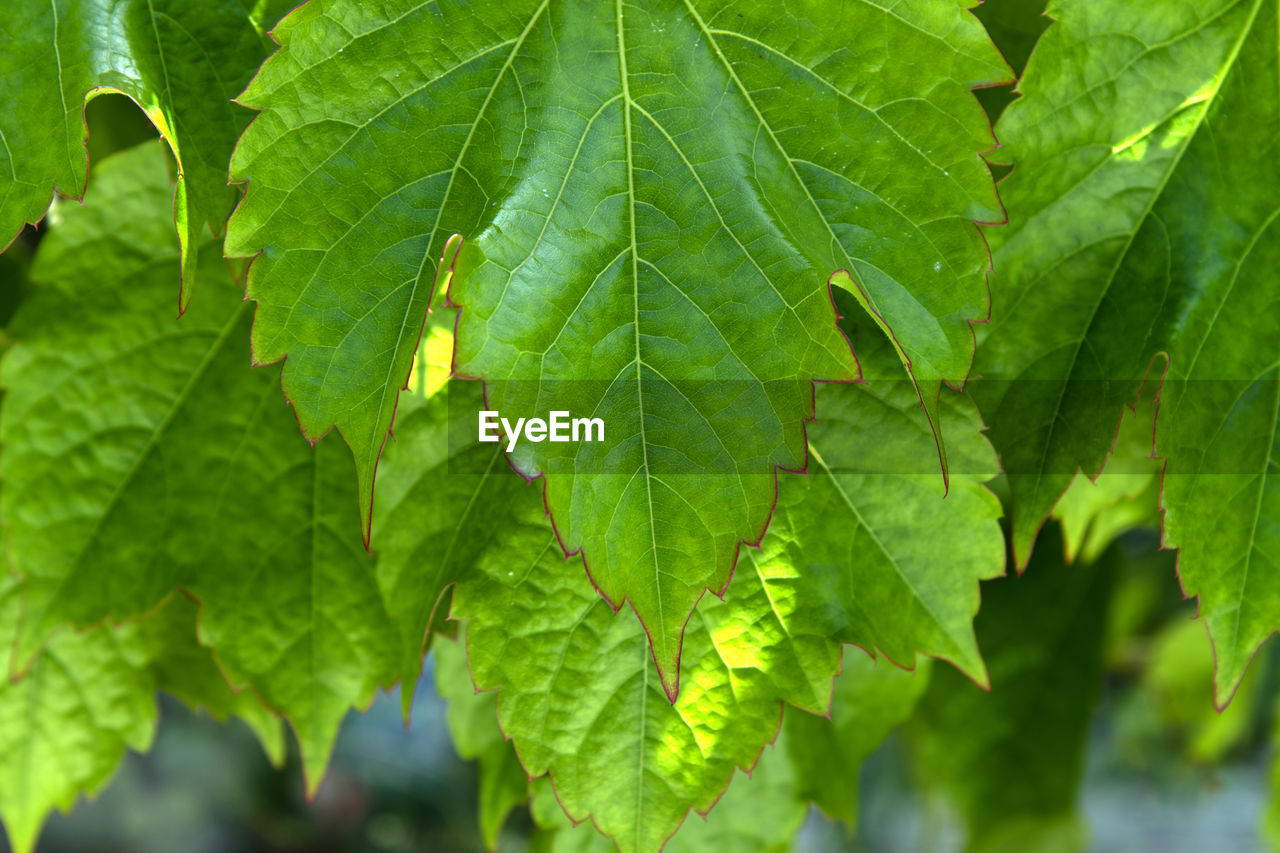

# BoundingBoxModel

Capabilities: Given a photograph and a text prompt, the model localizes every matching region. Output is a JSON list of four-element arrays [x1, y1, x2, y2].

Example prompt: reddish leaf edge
[[441, 229, 861, 702], [447, 590, 919, 853], [220, 0, 1016, 703]]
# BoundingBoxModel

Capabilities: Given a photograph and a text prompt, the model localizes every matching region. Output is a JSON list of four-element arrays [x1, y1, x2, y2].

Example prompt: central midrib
[[615, 0, 658, 835]]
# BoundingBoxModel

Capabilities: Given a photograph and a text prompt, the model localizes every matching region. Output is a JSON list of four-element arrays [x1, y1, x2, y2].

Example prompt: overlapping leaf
[[769, 317, 1005, 683], [524, 733, 805, 853], [785, 654, 930, 827], [225, 0, 1011, 691], [1052, 396, 1160, 564], [908, 524, 1115, 853], [0, 0, 292, 306], [1150, 0, 1280, 703], [973, 0, 1264, 566], [451, 499, 827, 853], [437, 610, 930, 852], [372, 347, 528, 719], [0, 579, 280, 853], [425, 340, 1001, 851], [0, 143, 397, 785]]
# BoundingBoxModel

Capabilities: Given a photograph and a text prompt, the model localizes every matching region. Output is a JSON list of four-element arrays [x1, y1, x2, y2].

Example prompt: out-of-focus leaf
[[1115, 616, 1262, 768], [0, 0, 294, 306], [434, 636, 528, 849], [225, 0, 1012, 691], [908, 523, 1115, 852], [1052, 396, 1161, 564], [785, 655, 930, 827], [0, 142, 396, 787]]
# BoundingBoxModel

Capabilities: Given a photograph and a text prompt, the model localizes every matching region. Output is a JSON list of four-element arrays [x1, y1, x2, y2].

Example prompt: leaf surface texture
[[226, 0, 1011, 688]]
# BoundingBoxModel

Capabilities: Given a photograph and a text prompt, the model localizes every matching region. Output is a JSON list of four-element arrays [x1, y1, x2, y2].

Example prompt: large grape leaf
[[0, 143, 397, 785], [224, 0, 1011, 692], [972, 0, 1264, 567], [1149, 0, 1280, 704], [0, 0, 291, 308], [907, 524, 1116, 853], [0, 579, 281, 853]]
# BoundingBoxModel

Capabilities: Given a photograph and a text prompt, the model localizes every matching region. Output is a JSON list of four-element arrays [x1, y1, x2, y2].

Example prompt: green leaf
[[779, 333, 1005, 683], [0, 0, 290, 307], [1052, 395, 1161, 564], [453, 529, 817, 853], [0, 578, 153, 853], [441, 659, 807, 853], [529, 739, 807, 853], [225, 0, 1011, 690], [785, 654, 930, 827], [3, 141, 242, 664], [441, 350, 1001, 851], [372, 350, 526, 719], [139, 595, 287, 769], [908, 523, 1115, 853], [1149, 0, 1280, 704], [654, 733, 805, 853], [972, 0, 1265, 567], [444, 636, 921, 853], [0, 142, 396, 787], [434, 636, 529, 849], [0, 579, 281, 853], [191, 432, 397, 789]]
